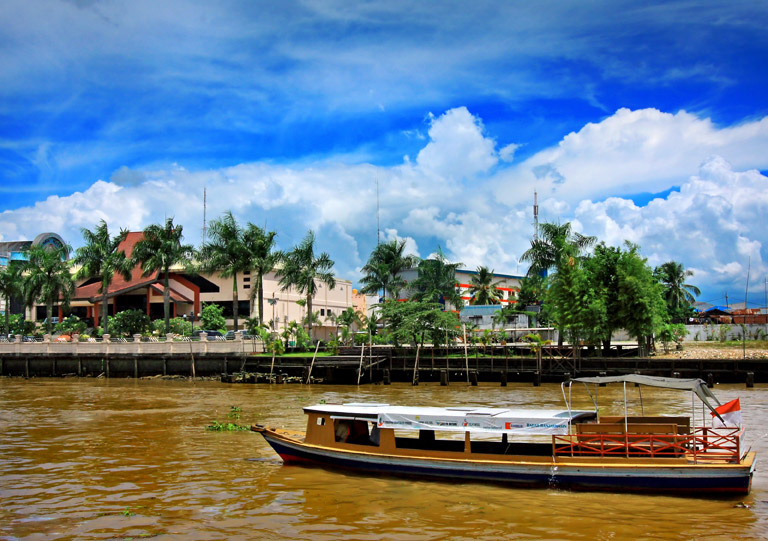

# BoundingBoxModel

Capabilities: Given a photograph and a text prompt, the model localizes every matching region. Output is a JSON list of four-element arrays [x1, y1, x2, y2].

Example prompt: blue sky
[[2, 1, 768, 306]]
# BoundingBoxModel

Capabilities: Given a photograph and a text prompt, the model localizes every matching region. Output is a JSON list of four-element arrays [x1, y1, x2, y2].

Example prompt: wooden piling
[[533, 370, 541, 387], [383, 369, 391, 385], [747, 371, 754, 388], [707, 372, 714, 387], [469, 370, 478, 386], [500, 371, 507, 387], [440, 369, 449, 386]]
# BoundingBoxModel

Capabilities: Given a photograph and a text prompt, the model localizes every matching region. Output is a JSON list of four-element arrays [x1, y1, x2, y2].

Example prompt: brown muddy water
[[1, 378, 768, 540]]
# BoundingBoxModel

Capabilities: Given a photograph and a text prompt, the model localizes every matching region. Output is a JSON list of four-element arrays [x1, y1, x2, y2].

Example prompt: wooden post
[[189, 339, 196, 380], [269, 349, 276, 382], [357, 343, 365, 385], [383, 368, 391, 385], [25, 358, 29, 379], [163, 358, 167, 376], [707, 372, 714, 387], [500, 371, 507, 387], [412, 344, 421, 386], [440, 368, 449, 386], [746, 371, 754, 388], [305, 341, 321, 384], [469, 370, 478, 386], [463, 324, 469, 385], [533, 370, 541, 387]]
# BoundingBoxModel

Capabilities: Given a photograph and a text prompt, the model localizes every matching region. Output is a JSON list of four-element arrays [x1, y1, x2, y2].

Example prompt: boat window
[[316, 417, 326, 426], [334, 419, 379, 446]]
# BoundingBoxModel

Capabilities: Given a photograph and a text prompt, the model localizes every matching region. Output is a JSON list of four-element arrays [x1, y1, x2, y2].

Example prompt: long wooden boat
[[252, 375, 756, 495]]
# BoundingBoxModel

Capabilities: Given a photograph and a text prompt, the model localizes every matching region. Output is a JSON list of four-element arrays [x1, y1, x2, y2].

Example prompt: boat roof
[[569, 374, 722, 415], [304, 403, 596, 435]]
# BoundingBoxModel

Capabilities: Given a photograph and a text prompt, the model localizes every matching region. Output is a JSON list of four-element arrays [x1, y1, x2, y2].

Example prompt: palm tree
[[276, 231, 336, 341], [0, 263, 24, 335], [198, 211, 253, 331], [23, 244, 74, 335], [410, 247, 463, 308], [468, 266, 504, 305], [360, 239, 419, 300], [243, 224, 281, 325], [654, 261, 701, 315], [521, 222, 596, 277], [73, 220, 133, 335], [131, 218, 196, 334]]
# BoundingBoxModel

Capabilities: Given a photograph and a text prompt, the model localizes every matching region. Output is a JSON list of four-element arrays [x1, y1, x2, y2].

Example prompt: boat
[[251, 375, 756, 495]]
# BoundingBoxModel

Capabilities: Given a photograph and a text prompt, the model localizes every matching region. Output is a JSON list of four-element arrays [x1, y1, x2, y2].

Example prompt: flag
[[711, 398, 741, 428]]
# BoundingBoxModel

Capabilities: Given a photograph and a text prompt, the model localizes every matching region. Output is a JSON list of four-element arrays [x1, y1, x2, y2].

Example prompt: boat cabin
[[302, 403, 597, 457]]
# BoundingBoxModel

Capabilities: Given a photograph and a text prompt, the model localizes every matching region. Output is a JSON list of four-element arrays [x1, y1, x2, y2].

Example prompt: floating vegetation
[[206, 406, 251, 432]]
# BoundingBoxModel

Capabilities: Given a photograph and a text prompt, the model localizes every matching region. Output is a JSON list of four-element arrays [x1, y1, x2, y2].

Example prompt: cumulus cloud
[[416, 107, 497, 181], [497, 108, 768, 204], [575, 157, 768, 300]]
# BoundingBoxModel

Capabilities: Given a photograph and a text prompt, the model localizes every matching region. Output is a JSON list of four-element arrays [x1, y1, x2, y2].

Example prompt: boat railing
[[552, 426, 743, 463]]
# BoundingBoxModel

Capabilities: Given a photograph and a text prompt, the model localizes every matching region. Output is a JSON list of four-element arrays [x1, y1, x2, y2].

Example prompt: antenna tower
[[533, 190, 539, 241], [202, 186, 207, 243], [376, 175, 381, 245]]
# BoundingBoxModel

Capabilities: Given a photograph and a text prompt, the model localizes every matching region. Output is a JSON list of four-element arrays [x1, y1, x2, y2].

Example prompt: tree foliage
[[198, 211, 253, 331], [0, 262, 23, 335], [377, 300, 459, 347], [276, 230, 336, 341], [467, 266, 504, 305], [131, 218, 195, 334], [23, 244, 74, 335], [409, 248, 462, 308], [73, 220, 132, 335], [359, 238, 419, 300]]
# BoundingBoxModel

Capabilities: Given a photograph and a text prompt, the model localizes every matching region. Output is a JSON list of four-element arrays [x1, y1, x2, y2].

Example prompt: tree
[[521, 222, 596, 277], [131, 218, 196, 334], [23, 244, 74, 335], [276, 230, 336, 341], [359, 238, 419, 300], [617, 244, 668, 356], [468, 266, 504, 305], [244, 224, 281, 325], [198, 211, 252, 331], [409, 248, 462, 309], [654, 261, 701, 322], [73, 220, 133, 336], [0, 262, 23, 335], [377, 299, 459, 347]]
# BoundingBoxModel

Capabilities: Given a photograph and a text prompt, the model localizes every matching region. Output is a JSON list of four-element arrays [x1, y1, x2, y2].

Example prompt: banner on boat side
[[376, 413, 572, 435]]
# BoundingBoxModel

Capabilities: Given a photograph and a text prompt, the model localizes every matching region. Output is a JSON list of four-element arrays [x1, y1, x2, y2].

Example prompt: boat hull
[[257, 430, 755, 496]]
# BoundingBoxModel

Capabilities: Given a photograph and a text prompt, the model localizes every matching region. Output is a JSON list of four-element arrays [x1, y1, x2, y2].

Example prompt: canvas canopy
[[304, 403, 596, 435], [569, 374, 723, 417]]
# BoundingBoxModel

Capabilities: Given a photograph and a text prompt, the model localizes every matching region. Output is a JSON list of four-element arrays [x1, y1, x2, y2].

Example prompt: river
[[1, 378, 766, 540]]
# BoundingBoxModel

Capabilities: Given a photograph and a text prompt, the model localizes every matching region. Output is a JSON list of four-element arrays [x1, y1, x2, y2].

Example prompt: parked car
[[192, 329, 223, 338], [225, 330, 254, 340]]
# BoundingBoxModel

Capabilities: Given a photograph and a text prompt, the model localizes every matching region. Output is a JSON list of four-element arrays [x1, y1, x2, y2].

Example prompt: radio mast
[[202, 186, 207, 244], [533, 190, 539, 241]]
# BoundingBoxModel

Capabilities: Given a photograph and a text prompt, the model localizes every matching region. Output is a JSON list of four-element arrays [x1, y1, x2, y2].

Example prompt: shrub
[[151, 317, 192, 336], [55, 315, 87, 336], [199, 303, 226, 332], [111, 310, 151, 337]]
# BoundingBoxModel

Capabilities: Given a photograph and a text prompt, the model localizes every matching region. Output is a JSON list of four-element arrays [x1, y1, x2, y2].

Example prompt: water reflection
[[0, 378, 766, 540]]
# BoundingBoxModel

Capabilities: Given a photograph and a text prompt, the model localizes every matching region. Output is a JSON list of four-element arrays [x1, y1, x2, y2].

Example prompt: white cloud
[[497, 108, 768, 205], [416, 107, 497, 181]]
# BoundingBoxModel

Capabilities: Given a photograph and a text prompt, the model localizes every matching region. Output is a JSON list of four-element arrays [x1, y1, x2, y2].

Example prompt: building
[[396, 267, 522, 311], [0, 233, 68, 319], [14, 231, 354, 340]]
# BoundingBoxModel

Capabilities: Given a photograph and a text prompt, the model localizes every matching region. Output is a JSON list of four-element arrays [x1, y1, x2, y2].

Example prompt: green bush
[[111, 310, 151, 337], [199, 303, 226, 332], [151, 317, 192, 336], [55, 315, 87, 336]]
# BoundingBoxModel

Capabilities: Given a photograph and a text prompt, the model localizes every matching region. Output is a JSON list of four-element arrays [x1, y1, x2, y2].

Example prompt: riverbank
[[658, 342, 768, 360]]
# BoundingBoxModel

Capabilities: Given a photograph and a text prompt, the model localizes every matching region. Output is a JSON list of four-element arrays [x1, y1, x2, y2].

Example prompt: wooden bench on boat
[[569, 421, 686, 457]]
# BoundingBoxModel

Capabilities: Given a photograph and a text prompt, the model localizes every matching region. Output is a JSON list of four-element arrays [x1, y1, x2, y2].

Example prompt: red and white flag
[[711, 398, 741, 428]]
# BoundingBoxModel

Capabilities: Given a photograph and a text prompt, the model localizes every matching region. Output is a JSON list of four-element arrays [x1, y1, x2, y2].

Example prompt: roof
[[304, 403, 596, 435], [569, 374, 722, 416], [73, 232, 160, 301]]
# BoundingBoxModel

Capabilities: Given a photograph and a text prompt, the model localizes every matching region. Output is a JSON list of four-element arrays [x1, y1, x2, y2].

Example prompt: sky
[[1, 0, 768, 307]]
